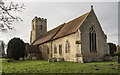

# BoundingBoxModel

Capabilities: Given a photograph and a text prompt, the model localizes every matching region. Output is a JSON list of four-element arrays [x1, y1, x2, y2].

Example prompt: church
[[28, 6, 110, 63]]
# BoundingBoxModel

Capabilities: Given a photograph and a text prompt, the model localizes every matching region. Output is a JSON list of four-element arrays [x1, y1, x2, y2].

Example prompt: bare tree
[[0, 0, 25, 31], [1, 40, 5, 55]]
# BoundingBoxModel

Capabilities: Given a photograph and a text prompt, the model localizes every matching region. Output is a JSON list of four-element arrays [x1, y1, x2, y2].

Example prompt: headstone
[[7, 58, 15, 62], [74, 57, 83, 63], [53, 58, 57, 62], [32, 57, 36, 60], [19, 58, 23, 61], [48, 59, 52, 63], [57, 58, 64, 62], [24, 57, 27, 60]]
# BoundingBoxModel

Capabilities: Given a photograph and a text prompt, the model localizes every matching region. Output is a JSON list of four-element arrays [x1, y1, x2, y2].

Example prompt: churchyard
[[1, 58, 119, 74]]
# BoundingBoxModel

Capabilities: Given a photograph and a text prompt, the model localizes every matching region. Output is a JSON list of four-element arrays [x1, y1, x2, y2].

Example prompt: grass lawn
[[1, 59, 119, 74]]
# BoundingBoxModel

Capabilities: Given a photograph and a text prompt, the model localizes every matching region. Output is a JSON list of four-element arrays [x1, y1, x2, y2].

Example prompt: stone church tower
[[30, 16, 47, 44]]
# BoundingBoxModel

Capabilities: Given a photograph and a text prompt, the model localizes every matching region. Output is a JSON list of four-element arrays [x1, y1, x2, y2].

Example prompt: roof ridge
[[46, 23, 64, 33], [75, 12, 91, 30], [49, 23, 65, 40], [76, 7, 94, 30], [65, 12, 89, 25], [35, 24, 64, 41], [51, 12, 90, 40]]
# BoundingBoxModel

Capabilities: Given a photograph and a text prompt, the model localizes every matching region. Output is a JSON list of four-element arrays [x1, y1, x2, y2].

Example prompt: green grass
[[1, 59, 119, 73]]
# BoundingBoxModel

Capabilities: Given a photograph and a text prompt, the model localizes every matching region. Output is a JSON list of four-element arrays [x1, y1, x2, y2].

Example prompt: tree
[[116, 45, 120, 63], [108, 43, 117, 56], [0, 0, 25, 31], [7, 38, 25, 60], [1, 40, 5, 55]]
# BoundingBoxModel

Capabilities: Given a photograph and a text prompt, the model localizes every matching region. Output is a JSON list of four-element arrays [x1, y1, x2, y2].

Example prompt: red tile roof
[[33, 12, 89, 45], [52, 12, 89, 40], [33, 24, 64, 45]]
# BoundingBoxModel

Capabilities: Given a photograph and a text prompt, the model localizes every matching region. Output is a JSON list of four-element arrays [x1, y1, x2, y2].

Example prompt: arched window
[[89, 26, 96, 51], [47, 46, 49, 54], [54, 44, 57, 54], [59, 45, 62, 54], [65, 40, 70, 53], [41, 25, 42, 30]]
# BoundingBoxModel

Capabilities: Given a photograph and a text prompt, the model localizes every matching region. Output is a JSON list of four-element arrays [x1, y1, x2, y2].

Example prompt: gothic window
[[65, 40, 70, 53], [41, 25, 42, 30], [54, 44, 57, 54], [47, 46, 49, 54], [89, 26, 96, 51], [59, 45, 62, 54]]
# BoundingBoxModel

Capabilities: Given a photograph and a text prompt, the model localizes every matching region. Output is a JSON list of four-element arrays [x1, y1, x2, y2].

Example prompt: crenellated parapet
[[32, 16, 47, 23]]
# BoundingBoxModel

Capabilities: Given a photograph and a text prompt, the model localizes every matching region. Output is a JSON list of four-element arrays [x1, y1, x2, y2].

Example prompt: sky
[[0, 1, 119, 46]]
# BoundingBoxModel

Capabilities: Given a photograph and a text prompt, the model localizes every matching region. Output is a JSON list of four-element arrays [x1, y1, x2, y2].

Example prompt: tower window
[[89, 26, 97, 51], [41, 25, 42, 30]]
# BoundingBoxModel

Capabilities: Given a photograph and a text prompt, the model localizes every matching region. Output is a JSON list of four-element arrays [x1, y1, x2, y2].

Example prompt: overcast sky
[[0, 1, 118, 46]]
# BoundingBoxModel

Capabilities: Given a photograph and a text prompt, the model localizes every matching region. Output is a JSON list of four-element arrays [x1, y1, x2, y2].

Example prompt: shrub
[[108, 43, 117, 56], [7, 38, 26, 60]]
